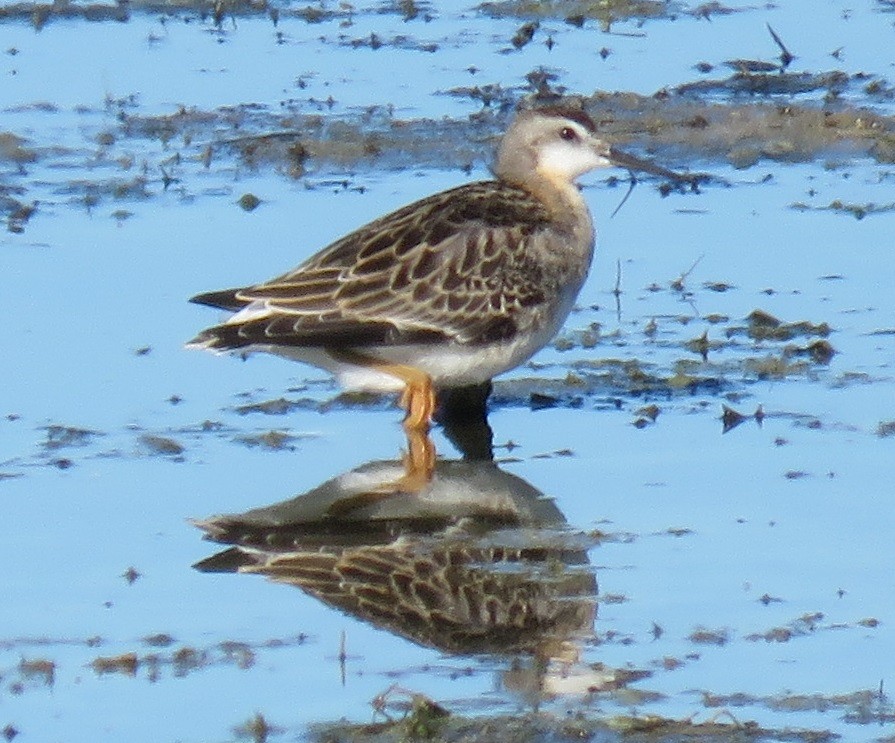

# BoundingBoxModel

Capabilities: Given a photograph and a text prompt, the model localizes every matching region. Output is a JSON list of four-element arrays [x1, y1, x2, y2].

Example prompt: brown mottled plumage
[[191, 182, 556, 349], [189, 105, 685, 430]]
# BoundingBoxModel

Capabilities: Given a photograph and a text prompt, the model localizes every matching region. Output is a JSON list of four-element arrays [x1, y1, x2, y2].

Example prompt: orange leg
[[327, 349, 436, 430], [398, 373, 436, 432]]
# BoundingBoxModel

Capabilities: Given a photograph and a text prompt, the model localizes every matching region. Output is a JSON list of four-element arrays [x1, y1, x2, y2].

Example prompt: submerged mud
[[4, 2, 895, 231], [7, 72, 895, 224]]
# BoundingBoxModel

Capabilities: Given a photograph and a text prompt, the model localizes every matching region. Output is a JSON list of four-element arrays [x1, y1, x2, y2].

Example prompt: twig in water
[[339, 630, 347, 687], [671, 254, 704, 293], [767, 23, 794, 68], [610, 171, 637, 218], [613, 258, 623, 322]]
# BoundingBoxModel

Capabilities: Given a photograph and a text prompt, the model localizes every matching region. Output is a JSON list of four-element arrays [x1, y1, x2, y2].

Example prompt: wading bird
[[189, 106, 686, 436]]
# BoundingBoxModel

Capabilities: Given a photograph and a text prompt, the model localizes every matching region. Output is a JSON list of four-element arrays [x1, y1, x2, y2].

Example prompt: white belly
[[249, 299, 574, 393], [254, 328, 548, 393], [221, 282, 581, 392]]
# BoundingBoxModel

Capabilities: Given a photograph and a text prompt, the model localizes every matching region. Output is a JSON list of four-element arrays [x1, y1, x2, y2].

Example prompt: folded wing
[[189, 181, 557, 350]]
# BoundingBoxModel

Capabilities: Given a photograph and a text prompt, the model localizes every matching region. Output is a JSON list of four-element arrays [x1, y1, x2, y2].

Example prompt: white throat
[[536, 141, 610, 182]]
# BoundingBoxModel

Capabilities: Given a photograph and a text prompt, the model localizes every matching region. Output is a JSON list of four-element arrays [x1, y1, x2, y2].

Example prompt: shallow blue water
[[2, 2, 895, 741]]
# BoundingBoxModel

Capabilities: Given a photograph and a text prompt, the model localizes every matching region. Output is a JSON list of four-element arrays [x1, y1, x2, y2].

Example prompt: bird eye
[[559, 126, 578, 142]]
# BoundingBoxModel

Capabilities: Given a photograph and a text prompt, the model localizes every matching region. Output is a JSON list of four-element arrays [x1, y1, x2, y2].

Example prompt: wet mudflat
[[2, 1, 895, 742]]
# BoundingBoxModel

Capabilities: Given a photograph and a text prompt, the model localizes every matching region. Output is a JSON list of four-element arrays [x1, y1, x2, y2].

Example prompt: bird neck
[[496, 147, 583, 209], [531, 168, 587, 214], [503, 168, 593, 243]]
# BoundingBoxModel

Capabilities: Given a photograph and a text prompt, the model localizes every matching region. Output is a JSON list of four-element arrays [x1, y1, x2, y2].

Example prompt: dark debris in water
[[791, 199, 895, 220], [86, 634, 304, 682], [143, 632, 176, 647], [341, 31, 439, 54], [92, 652, 140, 677], [18, 657, 55, 686], [675, 69, 850, 98], [493, 365, 719, 410], [730, 310, 831, 343], [121, 566, 142, 584], [237, 192, 261, 212], [139, 433, 185, 457], [41, 424, 103, 450], [688, 626, 730, 646], [234, 397, 309, 416], [237, 429, 303, 451], [743, 355, 810, 381], [0, 131, 37, 164], [720, 403, 764, 434], [744, 611, 828, 643], [703, 686, 894, 727]]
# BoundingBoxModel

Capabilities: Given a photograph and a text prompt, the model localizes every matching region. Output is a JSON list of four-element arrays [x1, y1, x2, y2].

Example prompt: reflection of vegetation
[[85, 636, 300, 681], [309, 708, 840, 742], [233, 712, 282, 743], [704, 688, 894, 725]]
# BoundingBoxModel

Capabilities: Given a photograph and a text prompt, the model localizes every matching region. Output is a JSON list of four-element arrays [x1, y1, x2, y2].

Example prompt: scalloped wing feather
[[197, 181, 559, 350]]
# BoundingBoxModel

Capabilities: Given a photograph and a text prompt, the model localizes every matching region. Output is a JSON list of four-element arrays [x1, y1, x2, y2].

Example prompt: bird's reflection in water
[[194, 386, 604, 702]]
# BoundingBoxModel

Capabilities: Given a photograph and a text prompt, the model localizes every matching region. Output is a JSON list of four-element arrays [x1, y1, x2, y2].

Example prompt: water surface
[[2, 2, 895, 741]]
